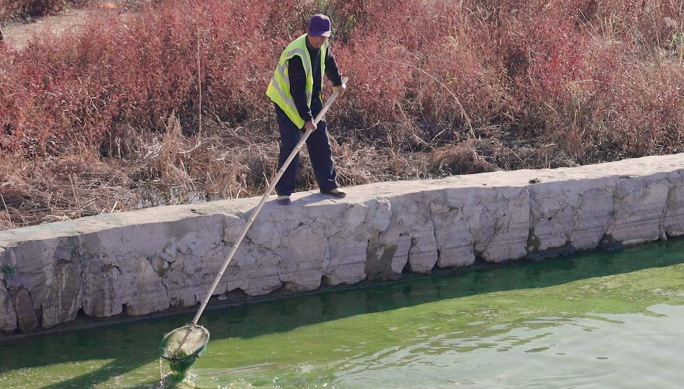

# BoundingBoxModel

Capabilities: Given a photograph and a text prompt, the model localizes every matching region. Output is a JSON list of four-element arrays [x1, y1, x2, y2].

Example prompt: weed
[[2, 265, 15, 276], [0, 0, 683, 230]]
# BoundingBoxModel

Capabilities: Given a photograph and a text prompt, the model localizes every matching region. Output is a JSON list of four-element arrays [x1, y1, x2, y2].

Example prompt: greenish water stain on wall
[[1, 238, 683, 388]]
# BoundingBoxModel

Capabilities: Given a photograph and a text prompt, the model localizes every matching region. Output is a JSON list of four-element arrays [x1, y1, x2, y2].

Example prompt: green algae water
[[2, 239, 684, 389]]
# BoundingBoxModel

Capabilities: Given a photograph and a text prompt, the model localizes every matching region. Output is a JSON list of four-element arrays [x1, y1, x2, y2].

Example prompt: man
[[266, 14, 347, 205]]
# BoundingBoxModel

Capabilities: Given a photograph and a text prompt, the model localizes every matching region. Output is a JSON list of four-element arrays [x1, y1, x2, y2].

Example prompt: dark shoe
[[277, 195, 291, 205], [322, 188, 346, 198]]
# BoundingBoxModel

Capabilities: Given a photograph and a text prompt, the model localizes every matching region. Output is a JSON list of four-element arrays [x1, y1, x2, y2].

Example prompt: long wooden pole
[[191, 77, 348, 325]]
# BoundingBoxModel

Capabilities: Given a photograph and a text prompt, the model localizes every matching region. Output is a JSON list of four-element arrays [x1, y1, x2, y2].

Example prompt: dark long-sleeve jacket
[[287, 37, 343, 123]]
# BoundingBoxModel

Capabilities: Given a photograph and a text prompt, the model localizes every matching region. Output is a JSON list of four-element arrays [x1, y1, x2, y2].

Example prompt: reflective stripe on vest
[[266, 34, 327, 128]]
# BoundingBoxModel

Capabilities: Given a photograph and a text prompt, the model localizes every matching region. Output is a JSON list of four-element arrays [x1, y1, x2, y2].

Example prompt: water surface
[[1, 239, 683, 388]]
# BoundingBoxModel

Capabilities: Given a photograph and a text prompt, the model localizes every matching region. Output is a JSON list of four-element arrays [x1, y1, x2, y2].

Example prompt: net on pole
[[159, 324, 210, 376]]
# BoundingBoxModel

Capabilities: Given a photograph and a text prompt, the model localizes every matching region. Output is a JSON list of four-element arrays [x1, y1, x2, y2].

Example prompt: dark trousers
[[274, 103, 338, 196]]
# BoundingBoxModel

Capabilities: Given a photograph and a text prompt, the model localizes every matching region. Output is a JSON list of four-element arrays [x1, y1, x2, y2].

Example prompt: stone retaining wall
[[1, 153, 684, 334]]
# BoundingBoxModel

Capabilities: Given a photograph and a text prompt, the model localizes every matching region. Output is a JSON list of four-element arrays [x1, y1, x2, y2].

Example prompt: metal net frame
[[159, 324, 210, 377]]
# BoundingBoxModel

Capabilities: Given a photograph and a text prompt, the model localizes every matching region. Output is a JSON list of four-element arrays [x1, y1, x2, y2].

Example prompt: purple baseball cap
[[308, 14, 331, 37]]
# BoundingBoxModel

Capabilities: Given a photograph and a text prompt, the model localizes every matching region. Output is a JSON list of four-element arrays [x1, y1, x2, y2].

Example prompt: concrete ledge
[[1, 153, 684, 333]]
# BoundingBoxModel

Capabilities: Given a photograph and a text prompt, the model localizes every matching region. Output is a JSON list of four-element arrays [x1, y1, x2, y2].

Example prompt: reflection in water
[[0, 239, 683, 388]]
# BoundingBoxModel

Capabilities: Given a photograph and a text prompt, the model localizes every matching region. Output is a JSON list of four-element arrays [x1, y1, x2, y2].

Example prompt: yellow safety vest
[[266, 34, 327, 128]]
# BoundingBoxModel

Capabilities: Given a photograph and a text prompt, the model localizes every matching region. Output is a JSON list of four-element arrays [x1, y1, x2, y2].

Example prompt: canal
[[1, 238, 683, 388]]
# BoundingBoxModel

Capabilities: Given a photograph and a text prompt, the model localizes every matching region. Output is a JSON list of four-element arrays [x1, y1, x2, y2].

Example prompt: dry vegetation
[[1, 0, 683, 231]]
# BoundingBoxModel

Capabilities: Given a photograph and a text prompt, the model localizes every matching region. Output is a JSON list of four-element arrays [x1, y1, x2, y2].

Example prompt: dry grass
[[1, 0, 684, 231]]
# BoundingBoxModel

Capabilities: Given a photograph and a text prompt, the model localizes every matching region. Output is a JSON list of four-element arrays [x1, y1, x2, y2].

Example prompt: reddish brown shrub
[[2, 0, 684, 228], [0, 0, 72, 22]]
